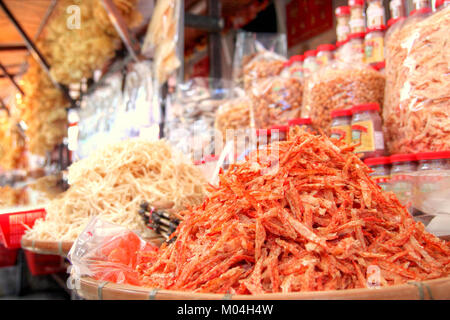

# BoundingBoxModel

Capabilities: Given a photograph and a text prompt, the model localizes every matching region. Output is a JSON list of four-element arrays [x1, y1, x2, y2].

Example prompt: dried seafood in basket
[[137, 131, 449, 294], [383, 6, 450, 154], [302, 61, 385, 133], [24, 139, 207, 242]]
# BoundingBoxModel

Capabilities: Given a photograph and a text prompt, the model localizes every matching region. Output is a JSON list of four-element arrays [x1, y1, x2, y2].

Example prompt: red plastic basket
[[0, 243, 18, 267], [0, 208, 46, 249], [24, 250, 66, 276]]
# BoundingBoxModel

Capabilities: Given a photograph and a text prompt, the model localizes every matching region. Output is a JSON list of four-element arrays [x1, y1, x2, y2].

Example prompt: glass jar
[[335, 6, 351, 42], [367, 0, 386, 29], [269, 125, 289, 143], [365, 25, 386, 65], [288, 55, 304, 79], [364, 156, 391, 191], [349, 0, 366, 33], [330, 109, 353, 145], [348, 32, 366, 64], [351, 103, 385, 159], [288, 117, 314, 134], [389, 0, 405, 19], [390, 153, 417, 214], [316, 44, 335, 68], [303, 50, 319, 78]]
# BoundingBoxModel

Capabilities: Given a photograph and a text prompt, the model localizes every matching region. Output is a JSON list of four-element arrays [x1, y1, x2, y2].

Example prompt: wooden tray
[[21, 236, 73, 257], [76, 276, 450, 300]]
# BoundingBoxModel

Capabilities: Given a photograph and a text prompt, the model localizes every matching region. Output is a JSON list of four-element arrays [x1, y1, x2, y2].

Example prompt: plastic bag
[[383, 7, 450, 154], [165, 78, 234, 160], [68, 217, 159, 286], [302, 61, 385, 132], [249, 76, 303, 128], [232, 32, 287, 89], [214, 96, 254, 139], [142, 0, 181, 84]]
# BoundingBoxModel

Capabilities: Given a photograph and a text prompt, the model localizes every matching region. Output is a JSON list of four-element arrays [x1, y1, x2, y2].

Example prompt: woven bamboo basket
[[76, 276, 450, 300], [21, 236, 73, 257]]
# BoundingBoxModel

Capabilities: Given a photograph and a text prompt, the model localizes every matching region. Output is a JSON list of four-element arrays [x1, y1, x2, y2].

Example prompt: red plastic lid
[[409, 7, 431, 16], [335, 6, 351, 16], [435, 0, 449, 8], [364, 156, 391, 166], [387, 17, 406, 28], [366, 25, 387, 33], [336, 39, 349, 47], [352, 103, 380, 113], [317, 44, 336, 52], [331, 109, 353, 118], [349, 0, 365, 7], [256, 128, 269, 137], [269, 125, 289, 133], [415, 151, 450, 161], [390, 153, 417, 163], [290, 55, 304, 63], [283, 60, 292, 68], [288, 118, 312, 126], [304, 50, 317, 57], [348, 32, 366, 40], [371, 61, 386, 71]]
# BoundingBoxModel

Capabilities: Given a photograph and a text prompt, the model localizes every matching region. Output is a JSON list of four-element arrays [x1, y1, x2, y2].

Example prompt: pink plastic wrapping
[[302, 61, 385, 132], [68, 217, 159, 286], [383, 7, 450, 154]]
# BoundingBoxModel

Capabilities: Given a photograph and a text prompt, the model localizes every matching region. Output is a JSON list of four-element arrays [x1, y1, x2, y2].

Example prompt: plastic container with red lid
[[366, 0, 386, 29], [336, 5, 351, 16], [288, 55, 304, 79], [390, 153, 417, 214], [413, 150, 450, 221], [336, 6, 351, 42], [364, 156, 391, 190], [330, 109, 352, 145], [365, 25, 386, 65], [435, 0, 450, 10], [349, 0, 366, 33], [316, 44, 335, 67], [288, 118, 314, 134], [269, 125, 289, 142], [351, 103, 385, 159], [303, 50, 319, 77], [409, 7, 432, 16]]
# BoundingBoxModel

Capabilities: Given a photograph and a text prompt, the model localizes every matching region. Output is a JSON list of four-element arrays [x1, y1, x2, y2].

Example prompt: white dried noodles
[[25, 139, 207, 241]]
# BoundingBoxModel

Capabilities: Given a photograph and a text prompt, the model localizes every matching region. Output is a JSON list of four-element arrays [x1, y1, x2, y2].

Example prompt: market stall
[[0, 0, 448, 301]]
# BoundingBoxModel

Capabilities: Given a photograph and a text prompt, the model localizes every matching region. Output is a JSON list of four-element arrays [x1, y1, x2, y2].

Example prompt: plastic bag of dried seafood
[[232, 32, 287, 90], [302, 61, 385, 132], [165, 78, 234, 160], [248, 76, 303, 128], [214, 96, 254, 138], [383, 6, 450, 154], [68, 217, 158, 286]]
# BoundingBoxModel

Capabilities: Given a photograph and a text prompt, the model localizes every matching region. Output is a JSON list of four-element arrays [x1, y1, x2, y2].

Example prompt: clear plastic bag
[[302, 61, 385, 132], [165, 78, 234, 160], [232, 32, 287, 90], [68, 217, 159, 286], [383, 7, 450, 154], [142, 0, 181, 84], [249, 76, 303, 128]]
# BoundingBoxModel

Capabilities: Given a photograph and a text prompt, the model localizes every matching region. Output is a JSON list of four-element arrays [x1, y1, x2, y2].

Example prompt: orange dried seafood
[[137, 131, 449, 294]]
